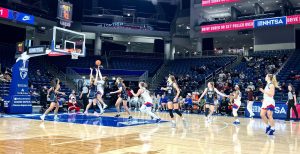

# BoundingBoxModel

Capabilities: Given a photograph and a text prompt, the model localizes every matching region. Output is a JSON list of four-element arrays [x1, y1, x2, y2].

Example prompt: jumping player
[[161, 75, 186, 128], [95, 66, 108, 113], [40, 78, 65, 121], [84, 68, 103, 115], [259, 74, 278, 135], [131, 82, 161, 123], [110, 77, 132, 119], [198, 82, 228, 123], [231, 85, 242, 125]]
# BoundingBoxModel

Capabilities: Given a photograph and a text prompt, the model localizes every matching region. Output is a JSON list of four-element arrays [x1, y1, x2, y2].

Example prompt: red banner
[[287, 15, 300, 25], [201, 20, 254, 33], [0, 7, 9, 19], [202, 0, 239, 7]]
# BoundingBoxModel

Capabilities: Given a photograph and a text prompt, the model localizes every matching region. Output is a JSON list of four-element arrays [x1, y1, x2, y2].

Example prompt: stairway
[[149, 61, 170, 91]]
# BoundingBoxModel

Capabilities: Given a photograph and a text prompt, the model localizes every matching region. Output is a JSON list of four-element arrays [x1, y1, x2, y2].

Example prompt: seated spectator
[[247, 82, 255, 91], [36, 69, 41, 76], [184, 94, 193, 112], [68, 95, 81, 113], [159, 94, 168, 111], [152, 94, 160, 112], [178, 96, 184, 111]]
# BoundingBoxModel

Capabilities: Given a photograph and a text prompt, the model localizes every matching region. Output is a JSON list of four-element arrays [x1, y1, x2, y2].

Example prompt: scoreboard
[[0, 7, 34, 25]]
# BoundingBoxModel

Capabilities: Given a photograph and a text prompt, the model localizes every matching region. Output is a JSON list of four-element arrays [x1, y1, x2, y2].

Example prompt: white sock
[[235, 119, 239, 122]]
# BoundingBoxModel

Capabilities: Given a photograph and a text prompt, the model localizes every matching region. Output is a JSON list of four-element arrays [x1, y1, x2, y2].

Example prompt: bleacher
[[156, 56, 237, 94], [110, 57, 163, 76], [233, 51, 291, 101], [277, 50, 300, 98]]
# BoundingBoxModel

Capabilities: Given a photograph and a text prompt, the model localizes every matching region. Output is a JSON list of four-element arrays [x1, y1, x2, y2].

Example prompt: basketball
[[95, 60, 101, 66]]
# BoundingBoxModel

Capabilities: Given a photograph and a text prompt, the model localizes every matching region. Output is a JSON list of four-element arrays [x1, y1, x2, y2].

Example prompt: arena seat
[[110, 57, 163, 76]]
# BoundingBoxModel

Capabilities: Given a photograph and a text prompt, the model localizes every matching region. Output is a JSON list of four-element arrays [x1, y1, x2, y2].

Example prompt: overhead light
[[276, 1, 279, 2], [127, 13, 130, 16], [186, 26, 190, 30], [98, 14, 103, 17], [128, 42, 131, 44]]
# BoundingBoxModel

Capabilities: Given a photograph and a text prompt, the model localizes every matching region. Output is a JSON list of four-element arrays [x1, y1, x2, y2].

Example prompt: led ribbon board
[[201, 15, 300, 33], [202, 0, 240, 7], [0, 7, 34, 25]]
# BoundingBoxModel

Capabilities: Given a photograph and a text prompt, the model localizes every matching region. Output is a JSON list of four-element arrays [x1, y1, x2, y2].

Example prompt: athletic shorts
[[144, 102, 153, 107], [205, 99, 214, 105], [261, 98, 275, 111], [167, 96, 178, 103], [233, 101, 241, 109], [118, 94, 128, 100]]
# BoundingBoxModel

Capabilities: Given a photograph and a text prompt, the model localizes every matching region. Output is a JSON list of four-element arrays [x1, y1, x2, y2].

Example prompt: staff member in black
[[286, 84, 298, 121]]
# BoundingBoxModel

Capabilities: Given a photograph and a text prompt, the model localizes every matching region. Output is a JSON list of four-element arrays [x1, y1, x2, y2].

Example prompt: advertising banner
[[202, 0, 239, 7], [201, 20, 254, 33], [245, 102, 287, 119], [254, 16, 286, 28], [0, 7, 34, 25], [7, 59, 32, 114]]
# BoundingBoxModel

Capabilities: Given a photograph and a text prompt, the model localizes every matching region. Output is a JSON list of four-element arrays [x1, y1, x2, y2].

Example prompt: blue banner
[[245, 102, 287, 119], [7, 59, 32, 114], [254, 16, 286, 28], [8, 10, 34, 25]]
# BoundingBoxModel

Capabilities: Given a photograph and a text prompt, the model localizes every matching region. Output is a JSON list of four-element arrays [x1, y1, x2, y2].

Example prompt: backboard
[[51, 26, 86, 57]]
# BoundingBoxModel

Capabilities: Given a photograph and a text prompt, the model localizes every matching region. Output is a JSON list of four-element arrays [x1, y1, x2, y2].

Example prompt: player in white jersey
[[95, 66, 108, 114], [231, 85, 242, 125], [259, 74, 278, 136], [131, 82, 161, 123]]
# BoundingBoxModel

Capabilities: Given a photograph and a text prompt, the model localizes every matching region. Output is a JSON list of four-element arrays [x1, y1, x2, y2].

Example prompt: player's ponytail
[[268, 74, 279, 89]]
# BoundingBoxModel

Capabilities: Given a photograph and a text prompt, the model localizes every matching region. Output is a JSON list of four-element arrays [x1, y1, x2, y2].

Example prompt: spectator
[[36, 69, 41, 76], [159, 93, 168, 111], [247, 82, 255, 91], [68, 95, 81, 113], [184, 94, 193, 112], [152, 94, 160, 112]]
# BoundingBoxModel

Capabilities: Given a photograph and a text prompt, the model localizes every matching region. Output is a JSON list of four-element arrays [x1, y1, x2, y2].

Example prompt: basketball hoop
[[71, 52, 79, 59]]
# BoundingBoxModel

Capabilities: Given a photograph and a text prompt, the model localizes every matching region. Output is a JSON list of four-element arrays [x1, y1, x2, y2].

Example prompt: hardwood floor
[[0, 112, 299, 154]]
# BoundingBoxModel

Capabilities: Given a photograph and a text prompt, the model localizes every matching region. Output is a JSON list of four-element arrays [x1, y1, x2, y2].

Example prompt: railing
[[139, 71, 149, 81], [108, 50, 164, 59], [69, 67, 148, 82], [66, 67, 82, 81], [275, 50, 295, 75], [205, 73, 214, 86], [151, 61, 168, 85]]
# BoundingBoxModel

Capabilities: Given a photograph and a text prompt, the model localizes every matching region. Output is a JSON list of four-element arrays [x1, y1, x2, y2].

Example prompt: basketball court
[[0, 112, 299, 154], [1, 0, 300, 154]]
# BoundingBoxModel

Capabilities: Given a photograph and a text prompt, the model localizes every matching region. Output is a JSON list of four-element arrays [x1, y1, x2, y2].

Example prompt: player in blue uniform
[[110, 77, 132, 119], [84, 68, 102, 115], [198, 82, 228, 123], [161, 75, 186, 128], [40, 78, 65, 121]]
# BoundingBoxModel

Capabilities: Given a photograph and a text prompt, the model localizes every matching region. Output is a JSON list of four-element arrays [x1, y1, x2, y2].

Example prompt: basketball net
[[71, 52, 79, 59]]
